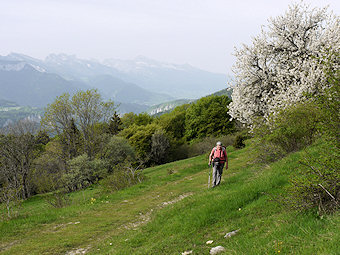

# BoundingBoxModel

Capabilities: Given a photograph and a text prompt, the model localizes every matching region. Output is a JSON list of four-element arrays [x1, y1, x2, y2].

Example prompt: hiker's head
[[216, 141, 222, 148]]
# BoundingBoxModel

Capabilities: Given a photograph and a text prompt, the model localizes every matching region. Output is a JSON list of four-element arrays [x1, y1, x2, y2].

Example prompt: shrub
[[233, 134, 246, 149], [100, 136, 136, 173], [120, 123, 163, 164], [268, 103, 320, 152], [44, 191, 70, 208], [101, 163, 145, 192], [286, 141, 339, 214], [170, 135, 236, 159], [167, 141, 190, 162], [253, 140, 286, 163], [31, 140, 66, 194], [0, 182, 22, 219], [63, 154, 107, 192], [253, 101, 322, 162]]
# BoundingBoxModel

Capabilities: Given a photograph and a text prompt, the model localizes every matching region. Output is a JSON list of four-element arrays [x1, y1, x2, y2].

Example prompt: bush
[[286, 141, 339, 214], [253, 101, 322, 162], [170, 135, 236, 159], [101, 163, 145, 192], [63, 154, 107, 192], [253, 140, 286, 163], [44, 191, 70, 208], [31, 141, 66, 194], [233, 134, 246, 149], [100, 136, 136, 173], [119, 123, 161, 161], [167, 141, 190, 162]]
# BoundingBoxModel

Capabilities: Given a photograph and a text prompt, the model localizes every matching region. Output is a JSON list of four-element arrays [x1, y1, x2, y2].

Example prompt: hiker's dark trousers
[[212, 163, 224, 187]]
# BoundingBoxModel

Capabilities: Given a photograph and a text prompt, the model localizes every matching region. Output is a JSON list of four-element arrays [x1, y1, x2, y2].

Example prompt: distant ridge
[[147, 88, 232, 116], [0, 52, 231, 116], [0, 98, 19, 107], [1, 53, 230, 99]]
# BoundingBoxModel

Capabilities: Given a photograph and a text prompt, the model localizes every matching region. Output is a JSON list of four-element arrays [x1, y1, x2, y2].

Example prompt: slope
[[88, 75, 173, 106], [0, 62, 86, 107], [0, 142, 338, 254]]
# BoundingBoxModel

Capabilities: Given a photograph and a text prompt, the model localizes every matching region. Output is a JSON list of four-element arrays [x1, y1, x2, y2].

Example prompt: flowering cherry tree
[[228, 2, 340, 126]]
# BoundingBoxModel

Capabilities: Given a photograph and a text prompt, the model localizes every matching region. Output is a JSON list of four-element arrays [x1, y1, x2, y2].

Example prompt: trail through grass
[[0, 144, 338, 254]]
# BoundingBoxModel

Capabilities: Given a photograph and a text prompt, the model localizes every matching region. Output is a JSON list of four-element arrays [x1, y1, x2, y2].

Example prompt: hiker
[[208, 141, 228, 187]]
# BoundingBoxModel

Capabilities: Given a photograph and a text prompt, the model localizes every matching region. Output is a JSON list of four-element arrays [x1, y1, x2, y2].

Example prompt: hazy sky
[[1, 0, 339, 73]]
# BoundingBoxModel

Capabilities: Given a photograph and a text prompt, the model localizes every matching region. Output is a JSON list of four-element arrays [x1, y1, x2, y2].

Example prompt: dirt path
[[64, 170, 205, 255]]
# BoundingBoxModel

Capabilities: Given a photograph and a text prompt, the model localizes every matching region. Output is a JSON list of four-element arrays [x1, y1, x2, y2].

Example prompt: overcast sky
[[1, 0, 339, 73]]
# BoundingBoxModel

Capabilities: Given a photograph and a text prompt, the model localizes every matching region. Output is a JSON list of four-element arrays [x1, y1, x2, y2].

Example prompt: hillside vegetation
[[0, 3, 338, 254], [0, 140, 339, 254], [0, 105, 42, 128]]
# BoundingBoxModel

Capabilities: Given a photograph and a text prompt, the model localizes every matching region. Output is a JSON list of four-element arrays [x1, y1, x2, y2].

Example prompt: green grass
[[0, 144, 339, 254]]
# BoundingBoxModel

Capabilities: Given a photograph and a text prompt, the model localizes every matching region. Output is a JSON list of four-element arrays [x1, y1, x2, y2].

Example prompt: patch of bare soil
[[122, 192, 193, 230], [65, 192, 193, 254], [66, 246, 91, 255], [0, 240, 19, 253]]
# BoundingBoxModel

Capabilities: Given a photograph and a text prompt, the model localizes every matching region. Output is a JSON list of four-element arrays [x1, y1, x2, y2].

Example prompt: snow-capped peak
[[0, 61, 46, 73], [45, 53, 78, 63], [103, 56, 192, 73]]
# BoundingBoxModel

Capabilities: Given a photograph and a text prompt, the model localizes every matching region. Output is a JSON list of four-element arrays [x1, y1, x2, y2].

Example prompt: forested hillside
[[0, 2, 339, 255]]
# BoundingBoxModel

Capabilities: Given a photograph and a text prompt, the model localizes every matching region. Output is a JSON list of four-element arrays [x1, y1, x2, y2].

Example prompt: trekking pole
[[208, 164, 212, 188]]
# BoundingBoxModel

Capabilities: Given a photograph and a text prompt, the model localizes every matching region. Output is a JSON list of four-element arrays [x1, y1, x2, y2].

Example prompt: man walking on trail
[[209, 141, 228, 187]]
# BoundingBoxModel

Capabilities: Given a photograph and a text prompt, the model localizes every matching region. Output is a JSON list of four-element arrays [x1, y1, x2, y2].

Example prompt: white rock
[[224, 229, 240, 238], [206, 240, 214, 244], [210, 246, 225, 255], [182, 250, 193, 255]]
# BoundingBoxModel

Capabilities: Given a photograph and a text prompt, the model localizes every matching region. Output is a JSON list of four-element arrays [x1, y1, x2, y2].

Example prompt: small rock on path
[[224, 229, 240, 238], [210, 246, 225, 255]]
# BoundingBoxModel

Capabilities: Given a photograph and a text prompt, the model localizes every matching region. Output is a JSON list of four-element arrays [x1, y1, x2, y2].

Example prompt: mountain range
[[0, 53, 230, 125]]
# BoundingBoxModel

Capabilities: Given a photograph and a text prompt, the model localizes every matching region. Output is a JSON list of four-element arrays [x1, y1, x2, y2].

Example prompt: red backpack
[[212, 146, 227, 164]]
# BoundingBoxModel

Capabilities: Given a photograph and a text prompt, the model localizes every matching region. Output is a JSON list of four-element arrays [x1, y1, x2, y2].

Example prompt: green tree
[[42, 89, 116, 159], [41, 93, 75, 160], [63, 154, 107, 192], [61, 118, 82, 158], [0, 120, 38, 200], [185, 95, 234, 141], [150, 130, 170, 164], [120, 123, 161, 163], [107, 111, 123, 135], [157, 104, 189, 140], [31, 139, 66, 194], [121, 112, 154, 129], [100, 136, 136, 172], [72, 89, 116, 159]]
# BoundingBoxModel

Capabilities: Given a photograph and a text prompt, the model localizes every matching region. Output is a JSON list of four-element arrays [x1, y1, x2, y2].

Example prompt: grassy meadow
[[0, 142, 339, 254]]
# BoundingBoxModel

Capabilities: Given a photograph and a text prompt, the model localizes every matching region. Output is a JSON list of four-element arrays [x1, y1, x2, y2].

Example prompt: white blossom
[[228, 2, 340, 126]]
